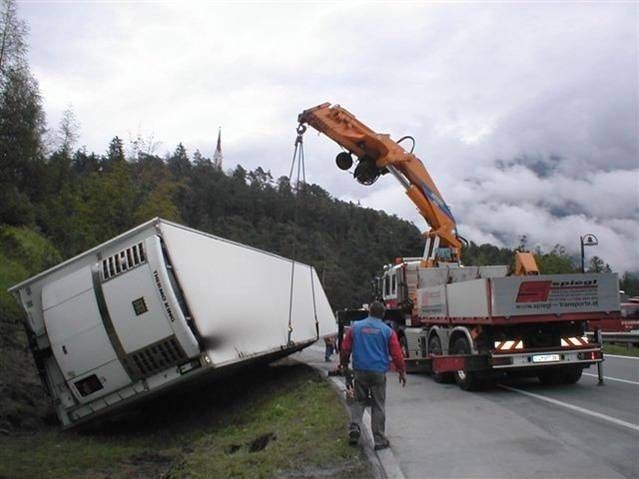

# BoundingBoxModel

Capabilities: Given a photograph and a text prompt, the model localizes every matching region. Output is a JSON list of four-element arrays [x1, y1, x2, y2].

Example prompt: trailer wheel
[[451, 337, 480, 391], [428, 335, 453, 383]]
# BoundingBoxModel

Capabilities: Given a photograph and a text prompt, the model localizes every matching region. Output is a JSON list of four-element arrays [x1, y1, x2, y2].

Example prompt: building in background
[[213, 128, 223, 170]]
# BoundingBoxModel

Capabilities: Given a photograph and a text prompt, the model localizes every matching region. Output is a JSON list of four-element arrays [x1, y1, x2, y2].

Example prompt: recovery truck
[[9, 218, 337, 427], [298, 103, 620, 390]]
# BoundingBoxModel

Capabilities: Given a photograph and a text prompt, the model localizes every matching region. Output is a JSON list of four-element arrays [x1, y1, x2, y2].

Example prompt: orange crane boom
[[299, 102, 463, 263]]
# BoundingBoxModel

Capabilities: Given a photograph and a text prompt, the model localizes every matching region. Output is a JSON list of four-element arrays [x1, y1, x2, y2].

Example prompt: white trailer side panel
[[447, 279, 490, 318], [418, 268, 449, 287], [159, 222, 335, 366], [478, 265, 508, 279], [416, 285, 447, 318], [448, 266, 478, 283]]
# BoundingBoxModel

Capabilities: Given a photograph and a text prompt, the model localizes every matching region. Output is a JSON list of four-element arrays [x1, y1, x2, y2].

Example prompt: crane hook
[[295, 123, 307, 146]]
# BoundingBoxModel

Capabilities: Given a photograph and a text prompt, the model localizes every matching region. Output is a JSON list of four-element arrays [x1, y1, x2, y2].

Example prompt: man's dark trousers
[[350, 370, 387, 446]]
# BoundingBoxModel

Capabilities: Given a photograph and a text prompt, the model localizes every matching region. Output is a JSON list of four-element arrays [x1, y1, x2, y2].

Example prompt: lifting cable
[[286, 124, 319, 345], [289, 124, 307, 184]]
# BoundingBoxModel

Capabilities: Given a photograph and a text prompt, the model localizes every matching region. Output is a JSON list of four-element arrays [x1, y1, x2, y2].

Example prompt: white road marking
[[582, 372, 639, 386], [605, 354, 639, 361], [500, 385, 639, 433]]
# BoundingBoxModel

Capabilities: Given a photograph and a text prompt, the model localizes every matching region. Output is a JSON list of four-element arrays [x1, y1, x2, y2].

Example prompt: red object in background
[[516, 281, 552, 303], [588, 297, 639, 332], [587, 318, 625, 332]]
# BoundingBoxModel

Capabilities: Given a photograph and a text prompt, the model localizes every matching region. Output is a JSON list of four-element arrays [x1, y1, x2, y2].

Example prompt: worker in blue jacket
[[341, 301, 406, 450]]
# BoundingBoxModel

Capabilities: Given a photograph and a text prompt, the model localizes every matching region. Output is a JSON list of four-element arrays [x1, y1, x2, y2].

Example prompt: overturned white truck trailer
[[9, 218, 337, 427]]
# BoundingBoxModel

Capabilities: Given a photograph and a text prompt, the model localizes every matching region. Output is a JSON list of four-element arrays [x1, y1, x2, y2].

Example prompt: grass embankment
[[0, 226, 370, 477], [603, 344, 639, 357], [0, 226, 63, 432], [0, 361, 371, 479]]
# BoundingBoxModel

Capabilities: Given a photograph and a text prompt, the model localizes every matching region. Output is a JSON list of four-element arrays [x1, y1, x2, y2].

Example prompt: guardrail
[[586, 331, 639, 345]]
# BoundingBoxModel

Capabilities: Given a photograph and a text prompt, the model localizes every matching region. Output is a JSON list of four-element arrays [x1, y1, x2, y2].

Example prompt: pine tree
[[587, 256, 610, 274], [134, 181, 180, 223], [535, 244, 577, 274], [104, 136, 125, 167], [167, 143, 191, 177]]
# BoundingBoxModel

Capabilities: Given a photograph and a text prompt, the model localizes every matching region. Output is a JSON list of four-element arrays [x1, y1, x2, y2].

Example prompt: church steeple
[[213, 128, 223, 169]]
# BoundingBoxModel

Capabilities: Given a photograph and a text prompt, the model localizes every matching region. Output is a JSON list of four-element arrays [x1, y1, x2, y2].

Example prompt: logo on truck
[[516, 279, 599, 307], [516, 281, 552, 303], [153, 270, 176, 322]]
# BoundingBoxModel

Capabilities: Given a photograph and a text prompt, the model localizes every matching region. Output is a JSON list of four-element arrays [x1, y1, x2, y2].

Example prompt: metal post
[[580, 233, 598, 273], [595, 328, 604, 385], [423, 237, 432, 260], [337, 312, 344, 363]]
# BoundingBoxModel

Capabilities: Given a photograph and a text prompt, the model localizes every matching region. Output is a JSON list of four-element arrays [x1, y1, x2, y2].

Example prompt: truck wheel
[[560, 367, 583, 384], [538, 367, 582, 385], [428, 335, 453, 383], [451, 337, 480, 391], [538, 369, 562, 385]]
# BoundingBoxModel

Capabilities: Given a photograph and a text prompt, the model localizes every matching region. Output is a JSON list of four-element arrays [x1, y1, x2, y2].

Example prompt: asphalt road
[[386, 354, 638, 479], [298, 347, 639, 479]]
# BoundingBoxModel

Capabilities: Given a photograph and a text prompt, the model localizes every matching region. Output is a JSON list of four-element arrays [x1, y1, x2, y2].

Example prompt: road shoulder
[[295, 346, 407, 479]]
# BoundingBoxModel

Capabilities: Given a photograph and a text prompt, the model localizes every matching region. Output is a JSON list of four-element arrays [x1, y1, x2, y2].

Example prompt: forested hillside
[[5, 137, 429, 308]]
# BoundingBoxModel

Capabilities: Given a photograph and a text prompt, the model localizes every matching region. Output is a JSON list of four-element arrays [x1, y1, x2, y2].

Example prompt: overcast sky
[[20, 1, 638, 272]]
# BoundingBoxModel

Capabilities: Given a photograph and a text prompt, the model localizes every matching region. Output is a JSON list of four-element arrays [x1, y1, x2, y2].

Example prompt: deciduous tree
[[0, 0, 27, 81]]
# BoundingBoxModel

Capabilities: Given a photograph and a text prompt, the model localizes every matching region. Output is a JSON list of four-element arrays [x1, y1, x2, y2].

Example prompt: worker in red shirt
[[340, 301, 406, 450]]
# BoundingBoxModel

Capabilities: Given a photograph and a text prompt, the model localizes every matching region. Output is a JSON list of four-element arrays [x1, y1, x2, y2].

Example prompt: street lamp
[[580, 233, 599, 273], [580, 232, 603, 384]]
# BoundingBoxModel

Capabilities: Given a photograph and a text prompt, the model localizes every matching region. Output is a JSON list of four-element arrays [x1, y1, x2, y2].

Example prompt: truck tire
[[538, 367, 583, 385], [537, 369, 562, 385], [562, 367, 583, 384], [428, 335, 453, 383], [451, 337, 480, 391]]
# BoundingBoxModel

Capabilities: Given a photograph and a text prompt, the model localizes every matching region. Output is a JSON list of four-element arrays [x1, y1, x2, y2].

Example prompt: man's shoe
[[374, 439, 390, 450], [348, 423, 360, 445]]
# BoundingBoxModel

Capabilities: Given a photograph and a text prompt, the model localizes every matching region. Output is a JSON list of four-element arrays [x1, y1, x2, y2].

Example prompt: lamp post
[[580, 233, 599, 273], [580, 233, 603, 384]]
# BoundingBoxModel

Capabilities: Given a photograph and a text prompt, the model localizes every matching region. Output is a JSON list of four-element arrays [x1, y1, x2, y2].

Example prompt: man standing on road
[[340, 301, 407, 450]]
